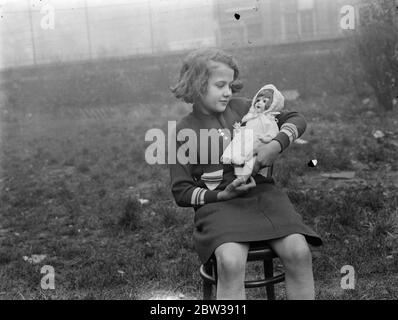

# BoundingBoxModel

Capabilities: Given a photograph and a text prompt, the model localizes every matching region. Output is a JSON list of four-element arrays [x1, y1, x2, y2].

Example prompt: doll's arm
[[257, 133, 275, 144], [241, 111, 257, 123]]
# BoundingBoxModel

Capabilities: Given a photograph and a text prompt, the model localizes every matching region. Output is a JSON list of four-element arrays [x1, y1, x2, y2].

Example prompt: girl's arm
[[169, 160, 220, 208], [169, 125, 221, 207], [252, 111, 306, 174], [170, 160, 255, 206], [170, 135, 256, 207], [271, 111, 307, 153]]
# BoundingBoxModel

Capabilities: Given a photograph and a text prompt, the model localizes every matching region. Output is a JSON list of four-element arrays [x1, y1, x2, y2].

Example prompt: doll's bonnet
[[250, 84, 285, 113], [241, 84, 285, 123]]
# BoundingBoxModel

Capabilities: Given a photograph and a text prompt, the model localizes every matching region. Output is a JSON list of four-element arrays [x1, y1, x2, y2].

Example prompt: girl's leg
[[214, 242, 250, 300], [268, 234, 315, 300]]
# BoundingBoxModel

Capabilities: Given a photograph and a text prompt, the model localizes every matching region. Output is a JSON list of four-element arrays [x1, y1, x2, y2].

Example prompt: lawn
[[0, 93, 397, 300]]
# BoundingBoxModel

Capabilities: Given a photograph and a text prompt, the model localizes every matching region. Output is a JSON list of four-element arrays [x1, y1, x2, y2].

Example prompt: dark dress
[[193, 181, 322, 264], [170, 97, 322, 264]]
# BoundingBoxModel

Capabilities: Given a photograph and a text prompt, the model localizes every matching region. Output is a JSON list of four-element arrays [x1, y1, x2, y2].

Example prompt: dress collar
[[192, 102, 229, 128], [192, 102, 216, 118]]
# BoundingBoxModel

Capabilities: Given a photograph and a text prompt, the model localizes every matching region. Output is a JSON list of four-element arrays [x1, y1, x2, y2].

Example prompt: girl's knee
[[278, 234, 312, 266], [216, 253, 246, 277], [214, 243, 248, 276]]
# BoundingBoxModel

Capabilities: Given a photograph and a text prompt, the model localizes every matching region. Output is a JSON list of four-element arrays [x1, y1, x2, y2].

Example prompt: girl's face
[[198, 61, 234, 115]]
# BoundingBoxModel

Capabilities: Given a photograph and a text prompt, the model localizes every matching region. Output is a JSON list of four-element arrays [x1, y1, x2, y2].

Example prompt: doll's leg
[[214, 242, 250, 300], [231, 129, 255, 165], [234, 157, 256, 181], [221, 131, 245, 165]]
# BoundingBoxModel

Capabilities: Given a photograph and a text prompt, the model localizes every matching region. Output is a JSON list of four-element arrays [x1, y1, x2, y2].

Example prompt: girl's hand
[[251, 140, 282, 176], [217, 177, 256, 201]]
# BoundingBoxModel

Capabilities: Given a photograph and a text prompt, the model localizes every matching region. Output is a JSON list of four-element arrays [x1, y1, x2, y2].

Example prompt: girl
[[169, 48, 322, 300]]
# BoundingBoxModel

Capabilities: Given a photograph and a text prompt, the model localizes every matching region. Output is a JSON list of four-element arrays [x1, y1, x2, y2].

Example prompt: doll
[[221, 84, 285, 180]]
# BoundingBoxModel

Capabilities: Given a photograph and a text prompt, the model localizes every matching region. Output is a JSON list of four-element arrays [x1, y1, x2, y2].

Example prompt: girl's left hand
[[251, 140, 282, 176]]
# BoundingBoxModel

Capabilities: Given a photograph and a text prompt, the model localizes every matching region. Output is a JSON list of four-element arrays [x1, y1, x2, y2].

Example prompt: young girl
[[169, 48, 322, 300]]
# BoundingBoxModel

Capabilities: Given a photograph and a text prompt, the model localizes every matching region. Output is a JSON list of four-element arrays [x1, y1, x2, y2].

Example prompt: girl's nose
[[224, 87, 232, 97]]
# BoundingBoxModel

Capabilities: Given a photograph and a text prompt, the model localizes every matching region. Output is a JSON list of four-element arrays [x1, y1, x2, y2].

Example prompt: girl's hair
[[170, 48, 243, 103]]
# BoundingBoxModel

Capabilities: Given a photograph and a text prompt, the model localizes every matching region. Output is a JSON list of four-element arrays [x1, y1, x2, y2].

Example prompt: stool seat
[[199, 242, 285, 299], [246, 242, 277, 261]]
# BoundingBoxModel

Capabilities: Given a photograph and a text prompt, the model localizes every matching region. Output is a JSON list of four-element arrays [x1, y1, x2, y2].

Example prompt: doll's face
[[254, 89, 274, 113]]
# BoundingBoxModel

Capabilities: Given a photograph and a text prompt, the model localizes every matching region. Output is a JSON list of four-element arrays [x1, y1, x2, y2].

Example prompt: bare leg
[[268, 234, 315, 300], [214, 242, 250, 300]]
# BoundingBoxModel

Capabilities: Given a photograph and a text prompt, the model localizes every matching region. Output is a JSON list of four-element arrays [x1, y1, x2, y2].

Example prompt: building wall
[[152, 0, 216, 52], [0, 0, 360, 70], [215, 0, 358, 48], [0, 0, 217, 69]]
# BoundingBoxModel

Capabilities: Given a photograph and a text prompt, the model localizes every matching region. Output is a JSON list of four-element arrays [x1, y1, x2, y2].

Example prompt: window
[[282, 0, 297, 12], [298, 0, 315, 38], [284, 12, 299, 41], [299, 9, 314, 38], [298, 0, 314, 11], [280, 0, 317, 41]]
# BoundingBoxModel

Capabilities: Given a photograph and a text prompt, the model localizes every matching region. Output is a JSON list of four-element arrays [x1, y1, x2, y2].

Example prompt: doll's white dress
[[221, 84, 285, 180]]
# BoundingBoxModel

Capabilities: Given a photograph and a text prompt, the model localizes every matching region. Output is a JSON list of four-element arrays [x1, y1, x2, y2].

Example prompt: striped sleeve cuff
[[280, 123, 299, 143], [272, 123, 299, 152], [272, 132, 290, 152], [191, 188, 220, 206]]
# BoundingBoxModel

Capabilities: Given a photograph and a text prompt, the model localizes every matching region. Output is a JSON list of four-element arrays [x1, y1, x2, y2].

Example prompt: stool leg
[[203, 262, 213, 300], [264, 260, 275, 300]]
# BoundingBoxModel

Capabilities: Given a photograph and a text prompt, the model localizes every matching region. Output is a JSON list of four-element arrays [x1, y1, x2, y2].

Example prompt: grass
[[0, 93, 397, 300]]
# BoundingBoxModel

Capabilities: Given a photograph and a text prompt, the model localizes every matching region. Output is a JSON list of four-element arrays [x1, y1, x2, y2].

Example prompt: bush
[[351, 0, 398, 110], [118, 197, 143, 231]]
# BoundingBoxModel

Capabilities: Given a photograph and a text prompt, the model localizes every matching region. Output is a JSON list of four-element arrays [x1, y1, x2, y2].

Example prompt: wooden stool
[[199, 242, 285, 300]]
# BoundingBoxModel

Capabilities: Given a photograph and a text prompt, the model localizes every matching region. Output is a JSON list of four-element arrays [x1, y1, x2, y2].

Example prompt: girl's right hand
[[217, 177, 256, 201]]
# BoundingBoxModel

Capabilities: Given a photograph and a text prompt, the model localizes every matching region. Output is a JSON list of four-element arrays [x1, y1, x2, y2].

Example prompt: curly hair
[[170, 48, 243, 103]]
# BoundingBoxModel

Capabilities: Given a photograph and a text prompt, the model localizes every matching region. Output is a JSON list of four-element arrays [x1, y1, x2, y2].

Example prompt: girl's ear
[[193, 90, 204, 103], [196, 91, 204, 102]]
